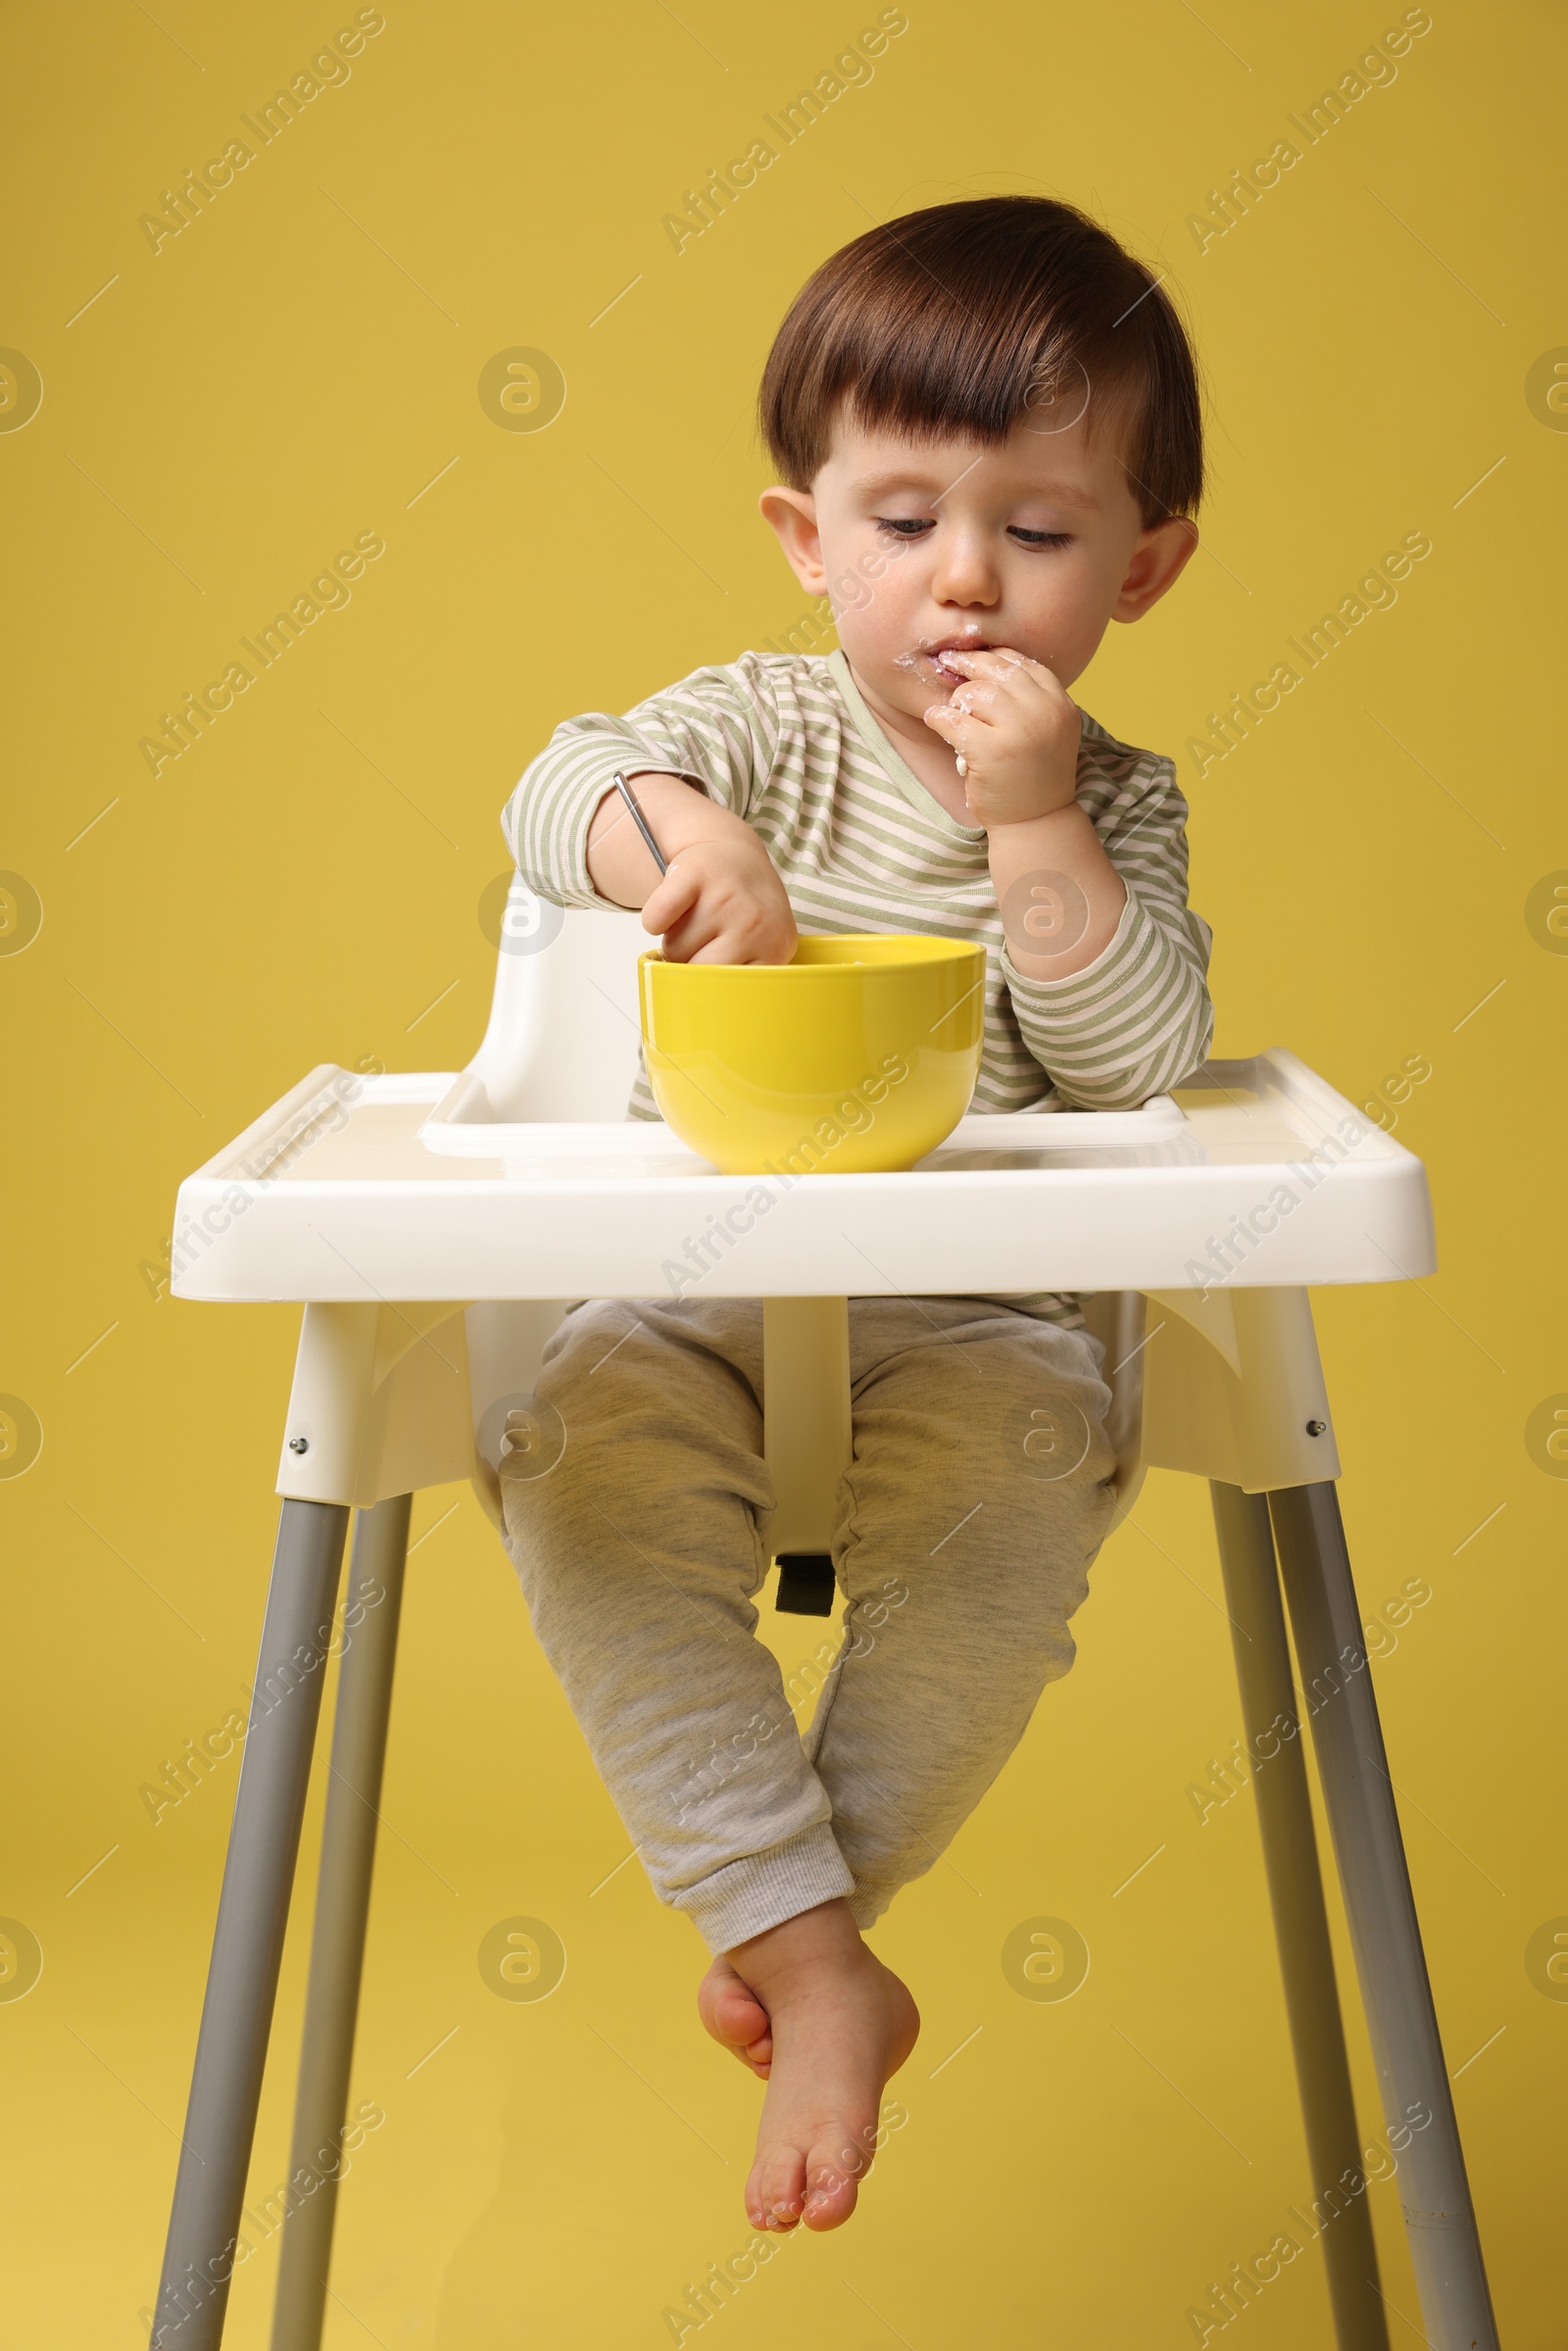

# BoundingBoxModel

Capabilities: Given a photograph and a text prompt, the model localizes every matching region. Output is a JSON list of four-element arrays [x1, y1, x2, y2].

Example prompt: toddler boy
[[501, 195, 1212, 2236]]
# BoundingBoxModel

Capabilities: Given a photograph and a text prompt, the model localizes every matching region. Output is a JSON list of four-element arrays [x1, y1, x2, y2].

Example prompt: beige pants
[[501, 1298, 1117, 1953]]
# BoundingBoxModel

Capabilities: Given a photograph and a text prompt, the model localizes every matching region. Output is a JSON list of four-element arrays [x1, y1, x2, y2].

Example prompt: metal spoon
[[612, 771, 667, 876]]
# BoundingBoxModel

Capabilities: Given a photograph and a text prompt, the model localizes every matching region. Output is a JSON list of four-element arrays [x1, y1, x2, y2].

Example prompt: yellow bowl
[[638, 935, 985, 1175]]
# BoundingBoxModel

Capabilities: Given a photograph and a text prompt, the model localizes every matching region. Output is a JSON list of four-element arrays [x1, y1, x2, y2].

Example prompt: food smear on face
[[895, 626, 993, 685]]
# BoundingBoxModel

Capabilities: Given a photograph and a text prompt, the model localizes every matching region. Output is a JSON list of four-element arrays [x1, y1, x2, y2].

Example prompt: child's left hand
[[921, 648, 1082, 828]]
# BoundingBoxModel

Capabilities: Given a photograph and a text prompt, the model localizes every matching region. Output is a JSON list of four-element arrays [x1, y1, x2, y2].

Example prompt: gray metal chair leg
[[153, 1499, 352, 2350], [1209, 1485, 1388, 2351], [1268, 1484, 1498, 2351], [270, 1494, 412, 2351]]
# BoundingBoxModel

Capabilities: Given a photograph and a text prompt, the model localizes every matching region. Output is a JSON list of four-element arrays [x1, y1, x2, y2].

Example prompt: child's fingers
[[922, 695, 1001, 742], [662, 881, 796, 965], [641, 858, 701, 934], [661, 900, 725, 963], [939, 648, 1042, 696], [942, 648, 1066, 716], [687, 933, 741, 963], [687, 916, 792, 964], [941, 646, 1053, 681]]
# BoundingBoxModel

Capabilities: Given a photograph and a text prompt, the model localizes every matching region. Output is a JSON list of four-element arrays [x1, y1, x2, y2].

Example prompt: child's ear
[[760, 486, 825, 595], [1111, 515, 1199, 623]]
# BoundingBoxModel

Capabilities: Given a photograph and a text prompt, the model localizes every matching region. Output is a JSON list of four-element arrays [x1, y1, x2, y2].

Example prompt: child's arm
[[923, 647, 1122, 978], [1001, 813, 1212, 1110], [585, 773, 796, 964], [926, 647, 1212, 1109], [503, 661, 797, 964]]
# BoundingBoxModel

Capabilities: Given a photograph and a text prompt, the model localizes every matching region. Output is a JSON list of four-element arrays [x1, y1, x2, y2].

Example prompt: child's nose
[[929, 533, 1001, 610]]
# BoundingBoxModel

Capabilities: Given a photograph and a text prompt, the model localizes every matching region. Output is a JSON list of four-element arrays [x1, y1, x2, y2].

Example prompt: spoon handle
[[612, 771, 668, 876]]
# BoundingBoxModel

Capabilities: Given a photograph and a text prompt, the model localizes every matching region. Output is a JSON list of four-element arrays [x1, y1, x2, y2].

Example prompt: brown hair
[[759, 195, 1202, 524]]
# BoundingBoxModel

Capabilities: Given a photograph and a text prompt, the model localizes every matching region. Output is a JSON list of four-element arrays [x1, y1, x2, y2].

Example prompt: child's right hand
[[643, 830, 798, 964], [586, 769, 797, 963]]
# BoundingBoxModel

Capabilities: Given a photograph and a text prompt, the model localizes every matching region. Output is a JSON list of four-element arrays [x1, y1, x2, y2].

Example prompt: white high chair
[[152, 886, 1497, 2351]]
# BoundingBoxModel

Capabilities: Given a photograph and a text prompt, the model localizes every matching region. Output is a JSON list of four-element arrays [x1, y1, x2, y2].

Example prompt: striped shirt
[[503, 649, 1213, 1321]]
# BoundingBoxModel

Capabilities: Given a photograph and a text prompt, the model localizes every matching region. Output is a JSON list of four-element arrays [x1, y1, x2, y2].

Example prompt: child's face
[[761, 402, 1196, 726]]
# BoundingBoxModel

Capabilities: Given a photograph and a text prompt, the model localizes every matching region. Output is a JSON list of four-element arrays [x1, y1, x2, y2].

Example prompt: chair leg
[[153, 1499, 352, 2350], [1209, 1485, 1388, 2351], [1268, 1483, 1499, 2351], [270, 1495, 412, 2351]]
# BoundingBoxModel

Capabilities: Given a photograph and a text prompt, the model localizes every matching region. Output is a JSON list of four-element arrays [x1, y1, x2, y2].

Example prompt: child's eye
[[872, 517, 936, 538], [1008, 527, 1074, 549]]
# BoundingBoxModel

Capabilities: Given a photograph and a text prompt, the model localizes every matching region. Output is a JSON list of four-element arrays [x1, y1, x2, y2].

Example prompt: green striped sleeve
[[1004, 739, 1213, 1107], [501, 662, 786, 906]]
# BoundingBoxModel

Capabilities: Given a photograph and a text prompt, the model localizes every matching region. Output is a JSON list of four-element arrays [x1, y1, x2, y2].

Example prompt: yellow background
[[4, 2, 1565, 2342]]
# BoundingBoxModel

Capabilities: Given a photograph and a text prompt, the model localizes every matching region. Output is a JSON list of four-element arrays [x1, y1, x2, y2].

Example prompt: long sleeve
[[499, 653, 1212, 1123], [500, 659, 787, 907], [1001, 741, 1213, 1109]]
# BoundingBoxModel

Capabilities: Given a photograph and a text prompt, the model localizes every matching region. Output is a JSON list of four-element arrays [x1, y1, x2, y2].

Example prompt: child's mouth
[[898, 634, 995, 685]]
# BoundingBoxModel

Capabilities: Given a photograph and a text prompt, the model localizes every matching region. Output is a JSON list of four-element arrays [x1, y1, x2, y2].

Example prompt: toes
[[750, 2143, 808, 2233], [698, 1958, 771, 2059], [697, 1957, 773, 2077], [801, 2131, 868, 2231], [721, 2028, 773, 2079], [751, 2127, 870, 2233], [714, 1987, 769, 2050], [736, 2033, 773, 2078]]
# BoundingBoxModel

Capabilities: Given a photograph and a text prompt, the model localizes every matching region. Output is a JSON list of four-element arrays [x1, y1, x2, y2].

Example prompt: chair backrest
[[466, 878, 648, 1119], [462, 881, 1148, 1524], [463, 886, 652, 1517]]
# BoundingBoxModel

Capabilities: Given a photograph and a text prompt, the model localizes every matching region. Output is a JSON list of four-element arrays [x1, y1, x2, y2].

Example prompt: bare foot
[[697, 1954, 774, 2077], [722, 1897, 918, 2233]]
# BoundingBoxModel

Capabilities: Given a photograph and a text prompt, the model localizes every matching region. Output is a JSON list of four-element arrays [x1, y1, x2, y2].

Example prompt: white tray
[[170, 1052, 1434, 1305], [416, 1072, 1189, 1158]]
